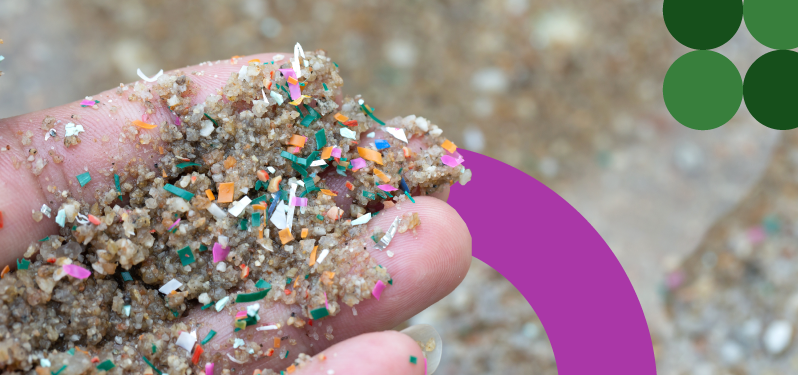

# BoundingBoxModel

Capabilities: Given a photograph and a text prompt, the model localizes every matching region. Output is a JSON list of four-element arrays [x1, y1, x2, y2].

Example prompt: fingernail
[[400, 324, 442, 374]]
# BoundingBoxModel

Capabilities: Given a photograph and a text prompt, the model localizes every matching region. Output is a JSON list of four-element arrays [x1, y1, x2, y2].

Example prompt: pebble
[[763, 320, 792, 355]]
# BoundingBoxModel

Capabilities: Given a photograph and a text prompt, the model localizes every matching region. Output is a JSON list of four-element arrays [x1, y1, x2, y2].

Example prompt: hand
[[0, 53, 472, 374]]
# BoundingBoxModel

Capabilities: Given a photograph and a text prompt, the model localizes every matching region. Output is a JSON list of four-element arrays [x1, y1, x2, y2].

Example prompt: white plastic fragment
[[216, 262, 227, 272], [267, 166, 276, 173], [286, 183, 298, 229], [270, 201, 288, 229], [215, 296, 230, 312], [316, 249, 330, 264], [384, 127, 409, 143], [238, 65, 249, 82], [351, 213, 372, 226], [246, 303, 260, 318], [123, 305, 131, 317], [764, 320, 792, 354], [366, 132, 376, 138], [55, 209, 66, 227], [137, 68, 164, 83], [292, 42, 305, 78], [64, 123, 85, 137], [41, 204, 52, 218], [375, 216, 401, 250], [273, 54, 285, 62], [256, 325, 279, 331], [207, 203, 226, 219], [199, 120, 215, 137], [227, 353, 246, 364], [310, 159, 327, 167], [176, 331, 197, 352], [340, 128, 356, 140], [270, 91, 284, 105], [159, 279, 183, 294], [75, 214, 90, 225], [233, 338, 245, 349], [228, 196, 252, 217]]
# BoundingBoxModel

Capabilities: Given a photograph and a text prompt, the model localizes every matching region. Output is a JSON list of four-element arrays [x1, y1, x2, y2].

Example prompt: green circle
[[745, 0, 798, 50], [743, 50, 798, 130], [663, 51, 742, 130], [664, 0, 742, 50]]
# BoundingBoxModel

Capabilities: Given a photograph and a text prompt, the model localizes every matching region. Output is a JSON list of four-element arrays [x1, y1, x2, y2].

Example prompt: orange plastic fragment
[[346, 181, 354, 191], [223, 156, 237, 169], [248, 59, 261, 64], [230, 55, 243, 63], [357, 147, 384, 165], [91, 357, 100, 364], [309, 246, 318, 267], [319, 353, 326, 361], [441, 139, 457, 153], [75, 347, 89, 355], [162, 169, 167, 178], [240, 264, 250, 278], [257, 170, 269, 182], [301, 228, 308, 239], [192, 344, 204, 365], [1, 265, 9, 279], [266, 348, 275, 357], [373, 168, 390, 183], [286, 365, 296, 374], [132, 120, 157, 130], [159, 146, 164, 155], [403, 147, 412, 158], [284, 289, 291, 295], [321, 147, 333, 160], [288, 135, 307, 148], [279, 228, 293, 245], [218, 182, 235, 203], [87, 214, 101, 225], [252, 204, 266, 210], [286, 76, 298, 85], [320, 189, 338, 196], [334, 113, 349, 122], [259, 228, 263, 239], [274, 337, 281, 348], [205, 189, 215, 201], [324, 271, 335, 280]]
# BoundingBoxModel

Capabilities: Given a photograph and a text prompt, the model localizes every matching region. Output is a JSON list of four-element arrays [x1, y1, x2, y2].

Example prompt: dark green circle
[[744, 50, 798, 130], [663, 51, 742, 130], [745, 0, 798, 50], [664, 0, 742, 50]]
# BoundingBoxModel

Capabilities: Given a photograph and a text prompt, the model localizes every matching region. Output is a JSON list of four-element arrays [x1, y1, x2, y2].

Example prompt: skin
[[0, 53, 471, 374]]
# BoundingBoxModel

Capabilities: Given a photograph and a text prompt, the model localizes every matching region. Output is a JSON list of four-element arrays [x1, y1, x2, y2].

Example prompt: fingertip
[[296, 331, 424, 375]]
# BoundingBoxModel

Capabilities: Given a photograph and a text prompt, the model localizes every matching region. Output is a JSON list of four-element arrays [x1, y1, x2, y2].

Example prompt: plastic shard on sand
[[372, 280, 386, 300]]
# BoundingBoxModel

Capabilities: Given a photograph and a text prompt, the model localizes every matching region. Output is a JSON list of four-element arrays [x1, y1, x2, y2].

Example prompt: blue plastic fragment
[[374, 139, 390, 150], [400, 176, 410, 192]]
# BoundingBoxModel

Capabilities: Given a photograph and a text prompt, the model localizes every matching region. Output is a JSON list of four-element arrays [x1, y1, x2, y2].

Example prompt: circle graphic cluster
[[663, 0, 798, 130]]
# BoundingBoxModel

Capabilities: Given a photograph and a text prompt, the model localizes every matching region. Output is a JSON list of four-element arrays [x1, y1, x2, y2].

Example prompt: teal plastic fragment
[[251, 194, 268, 205], [16, 258, 29, 270], [176, 162, 202, 169], [239, 219, 248, 231], [310, 307, 329, 320], [121, 271, 133, 281], [96, 360, 115, 371], [76, 172, 91, 187], [362, 190, 376, 200], [255, 279, 271, 289], [203, 113, 219, 127], [252, 212, 261, 227], [177, 246, 195, 266], [164, 184, 194, 201]]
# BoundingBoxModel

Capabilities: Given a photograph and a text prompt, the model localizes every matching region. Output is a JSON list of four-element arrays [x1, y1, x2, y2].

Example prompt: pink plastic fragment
[[351, 158, 367, 171], [63, 264, 91, 279], [205, 362, 214, 375], [279, 69, 301, 100], [235, 311, 247, 319], [290, 197, 308, 207], [212, 242, 230, 263], [324, 291, 329, 309], [372, 280, 386, 300], [748, 226, 765, 245], [173, 111, 181, 126], [331, 147, 342, 158], [441, 155, 464, 168], [141, 113, 149, 122], [79, 99, 96, 106], [167, 218, 181, 231], [378, 185, 398, 192], [424, 357, 428, 375]]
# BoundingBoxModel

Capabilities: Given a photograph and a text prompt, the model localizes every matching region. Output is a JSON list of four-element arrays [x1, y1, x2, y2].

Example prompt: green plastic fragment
[[251, 194, 268, 205], [371, 235, 378, 243], [38, 236, 50, 242], [121, 271, 133, 281], [297, 190, 308, 198], [388, 279, 393, 285], [286, 278, 293, 285], [404, 191, 415, 203], [336, 165, 347, 176], [310, 307, 329, 320], [171, 309, 179, 318], [316, 214, 324, 221], [142, 356, 163, 375], [333, 62, 339, 68], [323, 82, 328, 91], [152, 343, 156, 353], [67, 348, 76, 356], [303, 177, 318, 192], [292, 162, 308, 177], [280, 150, 298, 163], [363, 190, 376, 200], [203, 113, 219, 127], [51, 365, 67, 375], [199, 244, 208, 252], [201, 302, 214, 310], [164, 184, 194, 201], [123, 305, 131, 317], [176, 246, 195, 266], [239, 218, 248, 231], [200, 330, 217, 345], [96, 360, 115, 371], [285, 350, 290, 359], [409, 355, 418, 364], [300, 114, 315, 127], [305, 274, 310, 279], [255, 279, 271, 289], [360, 103, 386, 125], [76, 172, 91, 187], [176, 162, 202, 169], [16, 258, 29, 270], [252, 212, 262, 227], [235, 288, 270, 303], [114, 174, 122, 195]]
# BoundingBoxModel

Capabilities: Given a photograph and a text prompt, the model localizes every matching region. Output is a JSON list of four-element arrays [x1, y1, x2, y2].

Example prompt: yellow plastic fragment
[[320, 189, 338, 196], [288, 95, 311, 106], [441, 139, 457, 153], [218, 182, 235, 203], [373, 168, 390, 183], [321, 147, 333, 160], [357, 147, 383, 165], [205, 189, 215, 201], [334, 113, 349, 122], [132, 120, 157, 130], [279, 228, 293, 245], [301, 228, 308, 239]]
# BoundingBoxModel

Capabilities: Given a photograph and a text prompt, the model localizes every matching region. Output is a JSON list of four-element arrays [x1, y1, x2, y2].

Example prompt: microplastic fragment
[[215, 296, 230, 312], [16, 258, 30, 270], [40, 358, 51, 367], [288, 134, 307, 147], [212, 242, 230, 263], [176, 162, 202, 169], [441, 155, 463, 167], [79, 99, 96, 107], [132, 120, 157, 130], [256, 279, 271, 289], [409, 355, 418, 364], [252, 212, 262, 227], [310, 307, 330, 320], [207, 203, 226, 218], [378, 185, 398, 192], [64, 122, 85, 137], [270, 91, 284, 105], [340, 128, 356, 140], [351, 213, 372, 225], [137, 68, 164, 82], [142, 356, 163, 375], [76, 172, 91, 187], [316, 249, 330, 264], [357, 147, 384, 165], [351, 158, 367, 171], [384, 127, 409, 143], [121, 271, 133, 281], [315, 129, 327, 150], [123, 305, 131, 317], [228, 196, 252, 217], [177, 246, 195, 266], [164, 184, 194, 201], [158, 279, 182, 294], [233, 338, 245, 349], [217, 182, 235, 203], [256, 325, 279, 331], [167, 218, 181, 231], [200, 330, 216, 345], [331, 147, 342, 158], [374, 139, 391, 150], [441, 139, 457, 153], [372, 280, 386, 300], [205, 363, 214, 375], [310, 159, 327, 167], [290, 197, 307, 207], [51, 365, 67, 375], [375, 216, 401, 250], [236, 288, 271, 303], [63, 264, 91, 279], [280, 68, 302, 100]]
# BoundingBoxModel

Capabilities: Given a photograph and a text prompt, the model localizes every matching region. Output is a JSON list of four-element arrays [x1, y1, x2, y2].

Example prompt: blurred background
[[0, 0, 790, 374]]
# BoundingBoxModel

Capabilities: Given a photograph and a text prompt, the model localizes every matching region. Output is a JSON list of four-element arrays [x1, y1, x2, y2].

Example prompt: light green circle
[[745, 0, 798, 50], [663, 51, 742, 130]]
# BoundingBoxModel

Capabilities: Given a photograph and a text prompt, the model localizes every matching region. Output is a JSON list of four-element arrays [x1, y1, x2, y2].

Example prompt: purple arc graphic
[[449, 150, 656, 375]]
